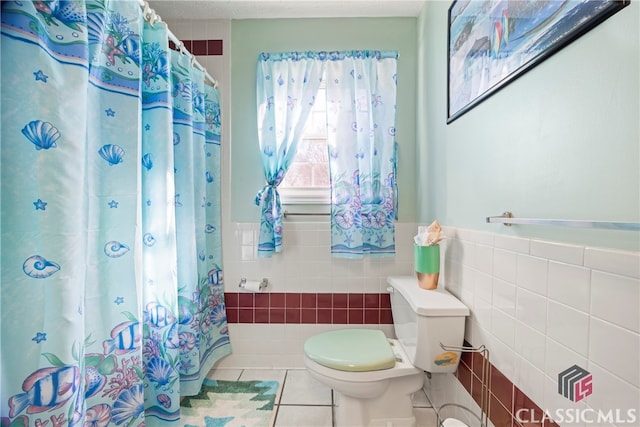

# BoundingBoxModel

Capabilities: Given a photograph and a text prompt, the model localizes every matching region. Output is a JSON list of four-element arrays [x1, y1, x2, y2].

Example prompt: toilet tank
[[387, 276, 469, 373]]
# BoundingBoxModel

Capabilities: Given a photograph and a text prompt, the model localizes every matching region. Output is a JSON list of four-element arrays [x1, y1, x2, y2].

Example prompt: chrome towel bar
[[486, 211, 640, 231]]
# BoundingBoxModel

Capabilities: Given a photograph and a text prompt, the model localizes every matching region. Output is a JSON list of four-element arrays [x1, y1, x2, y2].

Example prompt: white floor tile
[[274, 405, 333, 427], [240, 368, 288, 383], [205, 368, 242, 381], [412, 389, 432, 408], [280, 369, 333, 405], [414, 408, 438, 427]]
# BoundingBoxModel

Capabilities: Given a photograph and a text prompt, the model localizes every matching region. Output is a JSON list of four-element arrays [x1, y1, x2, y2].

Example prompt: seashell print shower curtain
[[0, 1, 230, 426]]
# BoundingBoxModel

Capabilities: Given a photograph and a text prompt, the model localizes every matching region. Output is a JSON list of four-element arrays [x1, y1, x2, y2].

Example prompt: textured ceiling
[[149, 0, 425, 20]]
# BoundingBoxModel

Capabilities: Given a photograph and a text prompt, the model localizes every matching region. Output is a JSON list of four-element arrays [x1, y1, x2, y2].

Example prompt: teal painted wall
[[417, 2, 639, 251], [230, 18, 417, 222]]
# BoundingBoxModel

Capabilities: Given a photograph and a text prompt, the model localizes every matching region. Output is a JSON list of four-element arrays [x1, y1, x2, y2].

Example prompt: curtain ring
[[143, 2, 151, 22]]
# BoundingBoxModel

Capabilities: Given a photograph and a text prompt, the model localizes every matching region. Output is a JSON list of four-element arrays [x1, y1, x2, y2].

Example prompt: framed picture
[[447, 0, 630, 123]]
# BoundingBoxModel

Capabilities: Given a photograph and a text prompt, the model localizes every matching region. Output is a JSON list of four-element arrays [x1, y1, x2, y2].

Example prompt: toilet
[[304, 275, 470, 427]]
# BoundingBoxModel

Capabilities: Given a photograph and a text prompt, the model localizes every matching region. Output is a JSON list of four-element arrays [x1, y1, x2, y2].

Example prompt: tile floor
[[206, 368, 439, 427]]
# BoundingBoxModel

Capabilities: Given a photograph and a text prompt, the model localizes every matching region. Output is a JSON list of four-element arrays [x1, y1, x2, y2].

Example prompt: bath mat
[[181, 379, 279, 427]]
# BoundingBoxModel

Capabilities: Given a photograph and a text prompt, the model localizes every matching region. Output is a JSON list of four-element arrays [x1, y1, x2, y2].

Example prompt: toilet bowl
[[305, 329, 424, 426], [304, 276, 470, 427]]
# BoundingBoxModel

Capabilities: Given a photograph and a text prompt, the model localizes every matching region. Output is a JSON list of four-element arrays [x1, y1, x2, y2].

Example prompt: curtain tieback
[[255, 183, 278, 206]]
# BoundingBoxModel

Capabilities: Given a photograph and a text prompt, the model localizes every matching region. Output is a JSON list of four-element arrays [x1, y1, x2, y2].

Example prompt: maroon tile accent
[[380, 293, 391, 309], [453, 346, 554, 427], [302, 308, 316, 324], [461, 350, 473, 369], [317, 308, 332, 323], [471, 374, 483, 407], [207, 39, 223, 55], [286, 293, 301, 308], [238, 308, 253, 323], [364, 309, 379, 324], [333, 294, 348, 308], [491, 366, 514, 415], [254, 308, 269, 323], [302, 293, 317, 308], [513, 387, 543, 423], [348, 309, 364, 324], [489, 393, 512, 427], [225, 293, 238, 308], [269, 308, 285, 323], [333, 309, 347, 324], [348, 293, 364, 308], [317, 293, 332, 308], [457, 361, 472, 393], [254, 293, 269, 308], [225, 292, 395, 324], [364, 293, 380, 308], [472, 351, 487, 379], [380, 308, 393, 324], [285, 308, 301, 323], [225, 307, 238, 323], [238, 293, 253, 308], [191, 39, 207, 55], [170, 39, 223, 56], [270, 293, 285, 308]]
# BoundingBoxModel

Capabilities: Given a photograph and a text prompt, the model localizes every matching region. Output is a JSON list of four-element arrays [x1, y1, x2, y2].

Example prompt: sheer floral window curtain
[[255, 50, 398, 258], [325, 50, 398, 257], [255, 52, 324, 257]]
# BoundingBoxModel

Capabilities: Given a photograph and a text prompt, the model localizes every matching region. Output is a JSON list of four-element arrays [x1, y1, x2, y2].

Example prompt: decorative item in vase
[[414, 220, 443, 290]]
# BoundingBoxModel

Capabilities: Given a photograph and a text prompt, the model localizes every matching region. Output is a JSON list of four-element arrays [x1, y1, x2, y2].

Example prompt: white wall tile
[[585, 362, 640, 421], [584, 247, 640, 279], [494, 234, 530, 254], [491, 308, 515, 349], [517, 254, 549, 296], [547, 261, 591, 312], [544, 337, 587, 383], [493, 248, 518, 283], [547, 301, 589, 356], [542, 377, 589, 427], [516, 288, 548, 334], [475, 244, 494, 275], [515, 321, 546, 371], [589, 318, 640, 388], [488, 333, 517, 380], [530, 239, 584, 266], [474, 271, 493, 304], [590, 270, 640, 333], [514, 355, 546, 407], [493, 278, 516, 317], [473, 294, 492, 331]]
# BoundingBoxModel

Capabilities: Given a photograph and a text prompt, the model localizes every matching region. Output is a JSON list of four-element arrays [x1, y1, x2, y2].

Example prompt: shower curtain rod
[[138, 0, 218, 88]]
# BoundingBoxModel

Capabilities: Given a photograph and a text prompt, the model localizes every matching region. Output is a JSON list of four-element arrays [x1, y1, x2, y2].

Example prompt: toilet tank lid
[[387, 276, 470, 316]]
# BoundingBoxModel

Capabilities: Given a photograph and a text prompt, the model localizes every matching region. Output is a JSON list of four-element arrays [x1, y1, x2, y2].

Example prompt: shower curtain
[[0, 1, 230, 426]]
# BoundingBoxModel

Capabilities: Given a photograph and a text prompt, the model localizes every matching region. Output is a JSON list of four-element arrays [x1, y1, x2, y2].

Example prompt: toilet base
[[332, 371, 424, 427]]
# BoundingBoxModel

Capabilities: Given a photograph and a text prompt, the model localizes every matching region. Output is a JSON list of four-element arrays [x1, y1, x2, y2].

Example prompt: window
[[278, 77, 330, 205]]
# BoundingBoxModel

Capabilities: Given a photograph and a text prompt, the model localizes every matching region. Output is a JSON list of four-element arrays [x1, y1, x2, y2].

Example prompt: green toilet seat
[[304, 329, 396, 372]]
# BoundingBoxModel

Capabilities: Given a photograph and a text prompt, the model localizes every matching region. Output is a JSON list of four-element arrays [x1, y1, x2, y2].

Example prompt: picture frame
[[447, 0, 630, 124]]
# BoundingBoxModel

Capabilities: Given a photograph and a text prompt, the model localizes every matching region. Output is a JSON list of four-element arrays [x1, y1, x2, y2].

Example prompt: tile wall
[[217, 221, 416, 368], [219, 222, 639, 427], [427, 226, 639, 427]]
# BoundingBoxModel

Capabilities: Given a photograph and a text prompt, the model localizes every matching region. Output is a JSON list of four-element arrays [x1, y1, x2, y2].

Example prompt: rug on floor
[[181, 379, 279, 427]]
